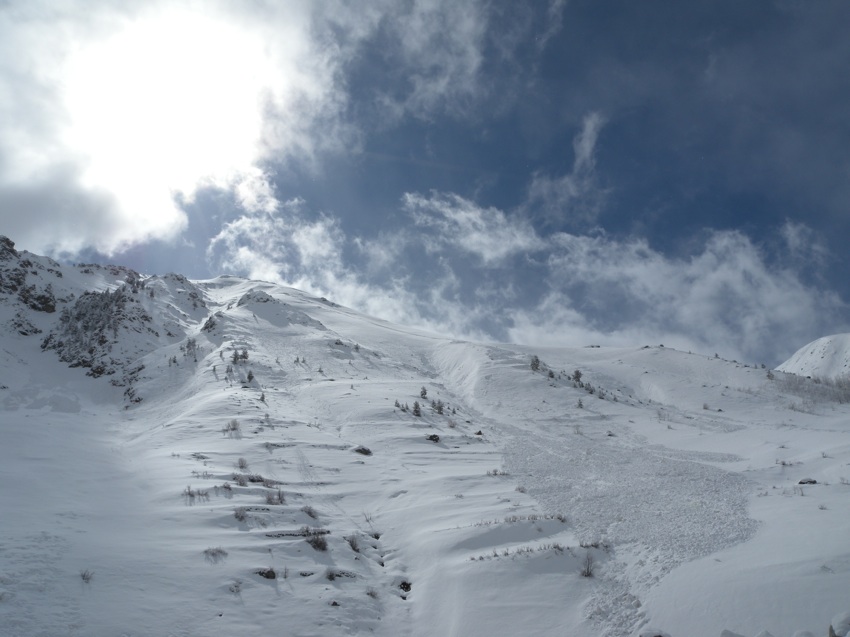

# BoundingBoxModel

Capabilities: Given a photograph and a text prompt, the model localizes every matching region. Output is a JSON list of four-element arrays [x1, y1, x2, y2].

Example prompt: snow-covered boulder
[[831, 611, 850, 637]]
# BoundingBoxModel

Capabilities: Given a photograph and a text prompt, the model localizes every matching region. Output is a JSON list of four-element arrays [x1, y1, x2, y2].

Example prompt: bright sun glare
[[61, 9, 281, 235]]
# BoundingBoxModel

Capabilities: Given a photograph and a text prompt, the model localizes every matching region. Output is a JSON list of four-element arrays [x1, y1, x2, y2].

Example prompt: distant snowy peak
[[778, 333, 850, 379]]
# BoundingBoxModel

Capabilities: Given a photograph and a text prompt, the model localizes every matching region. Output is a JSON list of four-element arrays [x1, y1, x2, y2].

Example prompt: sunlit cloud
[[0, 1, 353, 255], [405, 191, 545, 264]]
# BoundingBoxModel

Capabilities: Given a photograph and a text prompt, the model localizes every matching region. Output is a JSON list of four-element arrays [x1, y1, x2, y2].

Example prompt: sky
[[1, 0, 849, 366]]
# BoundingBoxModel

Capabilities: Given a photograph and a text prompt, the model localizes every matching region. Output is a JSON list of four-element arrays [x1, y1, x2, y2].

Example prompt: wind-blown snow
[[1, 236, 849, 637]]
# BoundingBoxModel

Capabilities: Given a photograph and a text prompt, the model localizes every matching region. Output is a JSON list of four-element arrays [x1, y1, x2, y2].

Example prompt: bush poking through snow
[[256, 567, 276, 580], [266, 489, 285, 505], [580, 552, 594, 577], [80, 569, 94, 584], [237, 457, 249, 470], [301, 505, 318, 519], [345, 535, 360, 553], [353, 445, 372, 456], [325, 568, 355, 581], [306, 531, 328, 551], [203, 547, 228, 563], [530, 355, 540, 371], [223, 419, 241, 438], [234, 507, 248, 522]]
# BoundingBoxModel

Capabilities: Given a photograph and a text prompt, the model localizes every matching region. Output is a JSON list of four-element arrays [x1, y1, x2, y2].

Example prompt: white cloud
[[0, 1, 366, 256], [208, 187, 845, 364], [390, 0, 488, 117], [0, 0, 510, 257], [780, 219, 829, 268], [405, 191, 545, 264], [527, 111, 607, 226], [508, 229, 846, 363], [206, 202, 492, 343]]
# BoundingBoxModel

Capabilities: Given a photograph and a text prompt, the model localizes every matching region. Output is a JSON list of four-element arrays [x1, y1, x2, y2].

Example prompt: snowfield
[[1, 237, 849, 637]]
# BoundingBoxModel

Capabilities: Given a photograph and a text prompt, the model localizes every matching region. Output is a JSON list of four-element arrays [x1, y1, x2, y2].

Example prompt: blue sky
[[2, 0, 849, 365]]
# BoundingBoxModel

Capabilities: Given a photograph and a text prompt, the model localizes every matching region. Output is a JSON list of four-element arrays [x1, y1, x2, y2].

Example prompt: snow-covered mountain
[[778, 333, 850, 381], [1, 235, 849, 637]]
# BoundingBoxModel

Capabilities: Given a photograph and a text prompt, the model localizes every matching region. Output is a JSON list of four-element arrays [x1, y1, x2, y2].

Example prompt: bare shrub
[[266, 489, 285, 505], [778, 373, 850, 404], [80, 569, 94, 584], [306, 532, 328, 551], [234, 507, 248, 522], [233, 474, 248, 487], [223, 419, 242, 438], [580, 553, 594, 577], [345, 535, 360, 553], [203, 547, 228, 563], [183, 485, 208, 503], [301, 505, 318, 519], [237, 457, 249, 470]]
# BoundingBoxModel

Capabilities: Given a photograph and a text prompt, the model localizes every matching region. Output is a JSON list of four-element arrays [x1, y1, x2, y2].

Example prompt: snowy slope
[[1, 236, 850, 637], [778, 333, 850, 380]]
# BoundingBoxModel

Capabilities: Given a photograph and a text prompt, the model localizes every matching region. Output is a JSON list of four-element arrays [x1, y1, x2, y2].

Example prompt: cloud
[[507, 229, 847, 364], [536, 0, 567, 53], [0, 1, 366, 256], [527, 111, 607, 227], [206, 201, 493, 343], [780, 220, 829, 269], [0, 0, 517, 258], [209, 188, 845, 365], [364, 0, 489, 121], [404, 191, 545, 264]]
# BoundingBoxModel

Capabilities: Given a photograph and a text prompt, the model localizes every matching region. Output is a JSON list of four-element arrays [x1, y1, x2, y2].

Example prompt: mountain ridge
[[1, 235, 849, 637]]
